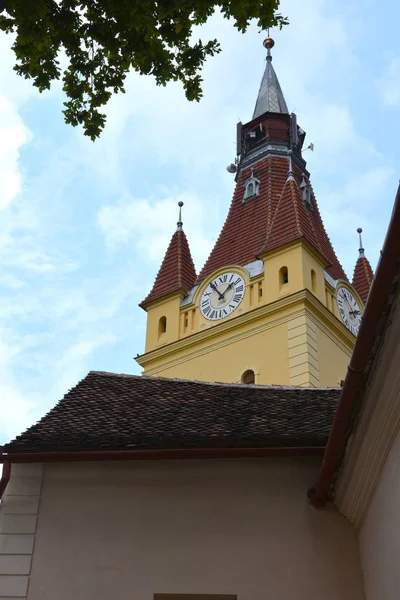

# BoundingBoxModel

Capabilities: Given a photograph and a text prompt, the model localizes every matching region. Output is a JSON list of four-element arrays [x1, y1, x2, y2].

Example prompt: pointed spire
[[352, 228, 374, 305], [140, 204, 197, 308], [253, 37, 289, 119]]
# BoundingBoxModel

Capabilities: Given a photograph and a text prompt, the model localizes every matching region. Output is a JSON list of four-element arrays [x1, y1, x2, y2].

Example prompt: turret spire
[[352, 227, 374, 305], [253, 37, 289, 119], [140, 204, 196, 308]]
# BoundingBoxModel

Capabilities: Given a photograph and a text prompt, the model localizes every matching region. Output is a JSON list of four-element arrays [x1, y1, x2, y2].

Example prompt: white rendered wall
[[22, 458, 364, 600], [360, 427, 400, 600]]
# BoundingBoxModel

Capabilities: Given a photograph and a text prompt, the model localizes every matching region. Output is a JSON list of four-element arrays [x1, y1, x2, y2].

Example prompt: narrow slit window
[[279, 266, 289, 287], [311, 269, 317, 294], [158, 316, 167, 338]]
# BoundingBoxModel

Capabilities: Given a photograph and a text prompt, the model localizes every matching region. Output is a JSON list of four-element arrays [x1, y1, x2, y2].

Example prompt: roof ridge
[[88, 370, 338, 391]]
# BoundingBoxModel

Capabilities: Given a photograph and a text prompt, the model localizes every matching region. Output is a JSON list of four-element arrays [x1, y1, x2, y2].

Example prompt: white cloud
[[377, 57, 400, 107], [0, 95, 31, 209], [97, 190, 213, 268]]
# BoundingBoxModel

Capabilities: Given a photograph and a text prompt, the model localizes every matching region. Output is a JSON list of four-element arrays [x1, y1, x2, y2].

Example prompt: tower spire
[[253, 36, 289, 119]]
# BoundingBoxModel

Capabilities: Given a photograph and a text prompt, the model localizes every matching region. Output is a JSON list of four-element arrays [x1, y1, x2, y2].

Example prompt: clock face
[[200, 271, 246, 321], [336, 286, 363, 335]]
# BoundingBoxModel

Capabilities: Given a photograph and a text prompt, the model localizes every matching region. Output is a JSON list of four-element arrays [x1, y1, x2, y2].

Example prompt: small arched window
[[242, 370, 255, 385], [158, 316, 167, 339], [279, 266, 289, 287], [311, 269, 317, 294]]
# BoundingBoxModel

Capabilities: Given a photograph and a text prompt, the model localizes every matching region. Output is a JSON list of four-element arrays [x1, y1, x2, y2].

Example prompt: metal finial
[[357, 227, 365, 257], [263, 36, 275, 61], [177, 201, 184, 231]]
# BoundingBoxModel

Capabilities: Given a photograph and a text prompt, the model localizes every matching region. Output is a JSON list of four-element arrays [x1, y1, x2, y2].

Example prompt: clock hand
[[209, 282, 224, 300], [219, 282, 234, 300]]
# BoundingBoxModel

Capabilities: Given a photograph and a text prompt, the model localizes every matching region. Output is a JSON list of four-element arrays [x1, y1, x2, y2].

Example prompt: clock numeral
[[204, 291, 211, 298], [210, 310, 216, 319], [201, 299, 210, 308], [233, 293, 242, 303], [235, 284, 244, 293], [219, 275, 228, 284], [229, 304, 235, 310], [203, 306, 211, 316], [234, 278, 242, 286]]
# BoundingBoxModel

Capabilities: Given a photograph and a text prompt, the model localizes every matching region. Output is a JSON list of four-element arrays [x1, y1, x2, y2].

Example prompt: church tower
[[136, 37, 371, 387]]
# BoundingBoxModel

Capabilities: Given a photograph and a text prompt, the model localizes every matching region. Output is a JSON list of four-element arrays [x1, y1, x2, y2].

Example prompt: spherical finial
[[178, 201, 184, 208], [263, 37, 275, 50], [357, 227, 363, 234]]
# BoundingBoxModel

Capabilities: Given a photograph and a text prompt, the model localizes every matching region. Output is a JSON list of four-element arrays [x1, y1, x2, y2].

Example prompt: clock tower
[[136, 38, 372, 387]]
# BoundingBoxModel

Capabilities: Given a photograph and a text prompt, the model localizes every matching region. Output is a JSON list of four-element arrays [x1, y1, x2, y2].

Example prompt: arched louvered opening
[[242, 370, 255, 385]]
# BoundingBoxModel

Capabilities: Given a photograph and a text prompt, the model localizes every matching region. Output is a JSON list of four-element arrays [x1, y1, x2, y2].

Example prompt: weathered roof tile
[[3, 372, 340, 454]]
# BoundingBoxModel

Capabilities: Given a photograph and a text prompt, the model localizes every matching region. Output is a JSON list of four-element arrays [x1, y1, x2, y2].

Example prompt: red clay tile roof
[[141, 229, 196, 307], [263, 175, 323, 256], [3, 371, 340, 454], [197, 157, 346, 283], [352, 255, 374, 304]]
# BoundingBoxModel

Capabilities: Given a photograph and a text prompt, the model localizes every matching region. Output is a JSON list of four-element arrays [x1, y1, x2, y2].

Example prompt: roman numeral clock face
[[200, 272, 246, 321], [336, 286, 363, 335]]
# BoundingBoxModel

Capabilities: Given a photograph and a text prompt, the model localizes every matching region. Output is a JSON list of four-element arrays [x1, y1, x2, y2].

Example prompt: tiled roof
[[141, 229, 196, 307], [352, 255, 374, 304], [197, 158, 346, 283], [263, 175, 323, 255], [3, 372, 341, 454]]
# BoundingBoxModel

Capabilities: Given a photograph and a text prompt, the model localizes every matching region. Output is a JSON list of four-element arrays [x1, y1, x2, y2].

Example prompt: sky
[[0, 0, 399, 443]]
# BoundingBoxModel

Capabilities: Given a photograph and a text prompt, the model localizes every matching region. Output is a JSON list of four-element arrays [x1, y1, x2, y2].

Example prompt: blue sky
[[0, 0, 399, 442]]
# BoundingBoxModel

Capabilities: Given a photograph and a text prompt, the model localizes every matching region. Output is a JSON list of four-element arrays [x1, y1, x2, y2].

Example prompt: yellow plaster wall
[[262, 245, 304, 304], [316, 325, 353, 387], [143, 321, 289, 384], [143, 294, 182, 353]]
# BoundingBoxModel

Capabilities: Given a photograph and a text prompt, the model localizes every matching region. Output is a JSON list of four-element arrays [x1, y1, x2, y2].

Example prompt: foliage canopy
[[0, 0, 287, 139]]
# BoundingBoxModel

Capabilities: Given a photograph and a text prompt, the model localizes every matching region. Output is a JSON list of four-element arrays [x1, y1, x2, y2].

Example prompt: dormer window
[[300, 174, 313, 209], [243, 170, 260, 202]]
